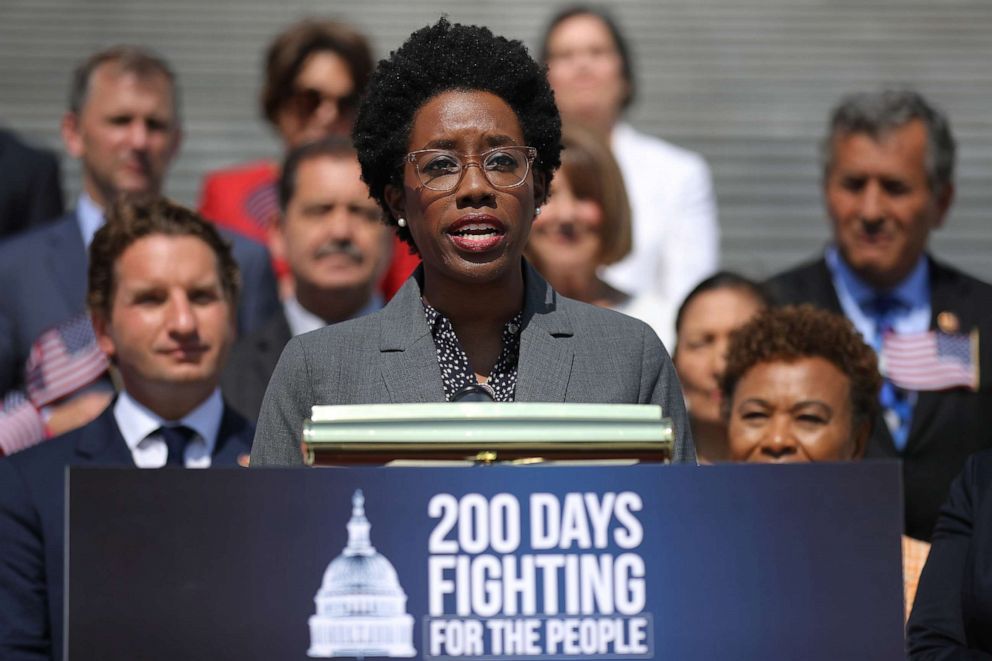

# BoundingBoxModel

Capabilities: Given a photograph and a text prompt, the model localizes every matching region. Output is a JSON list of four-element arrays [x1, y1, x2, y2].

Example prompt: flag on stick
[[881, 329, 979, 392], [25, 312, 109, 407]]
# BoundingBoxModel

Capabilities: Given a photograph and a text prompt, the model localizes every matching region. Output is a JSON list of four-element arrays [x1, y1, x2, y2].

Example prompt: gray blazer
[[250, 262, 694, 466]]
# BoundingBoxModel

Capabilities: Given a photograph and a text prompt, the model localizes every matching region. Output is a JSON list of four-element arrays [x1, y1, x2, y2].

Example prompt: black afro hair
[[353, 17, 562, 248]]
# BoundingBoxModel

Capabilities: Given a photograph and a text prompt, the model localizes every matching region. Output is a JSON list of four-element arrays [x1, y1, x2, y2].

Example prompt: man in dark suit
[[0, 128, 64, 239], [221, 137, 391, 421], [0, 46, 278, 453], [0, 196, 254, 661], [766, 89, 992, 541], [907, 449, 992, 654]]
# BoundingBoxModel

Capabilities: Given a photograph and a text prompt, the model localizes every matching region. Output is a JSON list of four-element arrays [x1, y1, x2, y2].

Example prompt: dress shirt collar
[[283, 293, 384, 338], [825, 245, 931, 341], [114, 388, 223, 467], [76, 192, 105, 250], [826, 245, 928, 308]]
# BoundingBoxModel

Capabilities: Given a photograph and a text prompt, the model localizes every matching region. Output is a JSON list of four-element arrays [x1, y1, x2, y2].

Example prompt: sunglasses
[[287, 87, 359, 119]]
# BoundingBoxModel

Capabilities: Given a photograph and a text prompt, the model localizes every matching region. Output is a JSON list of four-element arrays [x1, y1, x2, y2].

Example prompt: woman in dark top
[[249, 18, 694, 466], [908, 449, 992, 657]]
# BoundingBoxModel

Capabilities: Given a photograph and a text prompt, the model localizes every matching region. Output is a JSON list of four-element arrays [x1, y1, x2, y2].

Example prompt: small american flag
[[881, 329, 979, 392], [243, 181, 279, 231], [0, 391, 46, 456], [25, 312, 109, 407]]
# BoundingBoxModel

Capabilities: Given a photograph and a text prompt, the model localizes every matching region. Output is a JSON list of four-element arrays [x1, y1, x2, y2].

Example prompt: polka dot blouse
[[422, 301, 522, 402]]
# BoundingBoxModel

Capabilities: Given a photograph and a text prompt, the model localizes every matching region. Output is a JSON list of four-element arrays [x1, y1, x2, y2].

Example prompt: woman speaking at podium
[[249, 19, 694, 466]]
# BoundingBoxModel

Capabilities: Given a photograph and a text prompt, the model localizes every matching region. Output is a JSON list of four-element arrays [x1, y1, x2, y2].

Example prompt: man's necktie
[[159, 425, 196, 467], [868, 295, 914, 451]]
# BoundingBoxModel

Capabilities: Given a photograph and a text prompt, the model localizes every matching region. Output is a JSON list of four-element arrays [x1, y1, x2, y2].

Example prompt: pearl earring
[[397, 217, 407, 228], [534, 207, 542, 217]]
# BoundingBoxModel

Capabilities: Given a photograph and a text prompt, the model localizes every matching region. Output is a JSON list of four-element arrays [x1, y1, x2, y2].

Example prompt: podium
[[301, 403, 674, 465], [66, 462, 905, 660]]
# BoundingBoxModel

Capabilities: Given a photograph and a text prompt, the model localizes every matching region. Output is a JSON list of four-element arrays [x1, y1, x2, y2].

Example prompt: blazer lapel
[[48, 212, 88, 313], [378, 271, 445, 403], [254, 312, 292, 383], [905, 256, 972, 450], [377, 262, 575, 403], [212, 404, 254, 467], [808, 257, 845, 314], [515, 263, 574, 402], [73, 407, 136, 466]]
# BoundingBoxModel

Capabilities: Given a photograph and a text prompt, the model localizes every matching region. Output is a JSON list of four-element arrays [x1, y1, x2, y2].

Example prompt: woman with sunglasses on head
[[198, 20, 420, 295], [250, 18, 695, 467]]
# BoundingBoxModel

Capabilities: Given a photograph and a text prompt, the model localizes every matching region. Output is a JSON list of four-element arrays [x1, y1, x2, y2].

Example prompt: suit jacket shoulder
[[0, 212, 86, 394], [0, 129, 64, 239], [0, 212, 82, 285], [221, 311, 292, 423], [763, 255, 842, 312], [0, 403, 251, 661], [215, 228, 280, 336], [907, 449, 992, 654], [0, 408, 127, 661], [928, 257, 992, 326]]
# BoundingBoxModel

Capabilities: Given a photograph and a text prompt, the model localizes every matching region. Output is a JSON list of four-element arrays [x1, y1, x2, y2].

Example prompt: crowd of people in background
[[1, 5, 991, 658]]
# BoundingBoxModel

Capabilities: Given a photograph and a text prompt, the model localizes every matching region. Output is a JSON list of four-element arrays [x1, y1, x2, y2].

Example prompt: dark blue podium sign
[[67, 463, 905, 660]]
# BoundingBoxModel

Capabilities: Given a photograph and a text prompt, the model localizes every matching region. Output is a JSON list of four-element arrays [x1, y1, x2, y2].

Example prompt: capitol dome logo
[[308, 490, 416, 658]]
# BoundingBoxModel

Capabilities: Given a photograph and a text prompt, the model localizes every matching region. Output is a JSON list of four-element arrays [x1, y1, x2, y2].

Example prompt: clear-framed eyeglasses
[[405, 146, 538, 192]]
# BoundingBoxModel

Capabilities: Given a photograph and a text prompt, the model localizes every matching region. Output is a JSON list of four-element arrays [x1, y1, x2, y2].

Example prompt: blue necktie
[[867, 296, 914, 451], [159, 425, 195, 467]]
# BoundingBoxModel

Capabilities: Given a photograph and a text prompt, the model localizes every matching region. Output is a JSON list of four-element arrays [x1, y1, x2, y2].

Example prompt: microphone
[[451, 383, 495, 402]]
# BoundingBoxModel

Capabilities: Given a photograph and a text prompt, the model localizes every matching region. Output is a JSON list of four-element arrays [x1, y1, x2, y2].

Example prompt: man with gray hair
[[767, 89, 992, 541]]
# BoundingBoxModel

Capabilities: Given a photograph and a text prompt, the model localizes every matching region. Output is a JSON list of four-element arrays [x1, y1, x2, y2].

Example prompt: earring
[[534, 207, 542, 217], [397, 217, 407, 228]]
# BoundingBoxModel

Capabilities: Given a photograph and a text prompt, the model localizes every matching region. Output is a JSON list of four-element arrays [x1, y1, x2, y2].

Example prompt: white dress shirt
[[75, 192, 104, 249], [605, 122, 720, 316], [113, 388, 223, 468]]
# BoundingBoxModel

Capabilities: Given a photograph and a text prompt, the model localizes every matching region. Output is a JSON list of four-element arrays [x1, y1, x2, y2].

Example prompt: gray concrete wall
[[3, 0, 990, 280]]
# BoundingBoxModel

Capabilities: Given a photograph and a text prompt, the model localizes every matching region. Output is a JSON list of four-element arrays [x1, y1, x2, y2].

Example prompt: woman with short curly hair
[[720, 304, 883, 462], [720, 304, 931, 621], [250, 18, 694, 466]]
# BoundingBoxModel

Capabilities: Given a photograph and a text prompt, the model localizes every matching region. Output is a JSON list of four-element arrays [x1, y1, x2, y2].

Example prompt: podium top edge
[[309, 402, 664, 423]]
